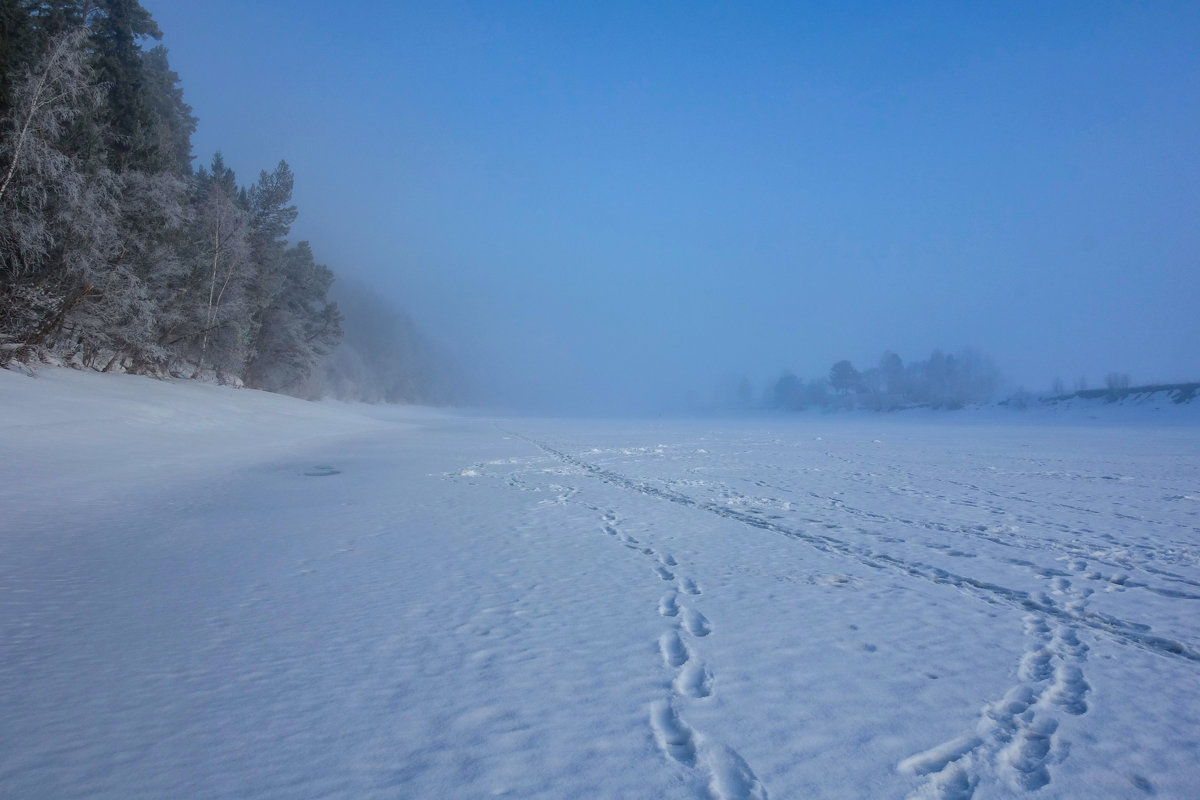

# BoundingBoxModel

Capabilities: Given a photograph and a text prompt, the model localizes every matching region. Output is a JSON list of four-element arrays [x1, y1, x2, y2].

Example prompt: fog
[[149, 1, 1200, 414]]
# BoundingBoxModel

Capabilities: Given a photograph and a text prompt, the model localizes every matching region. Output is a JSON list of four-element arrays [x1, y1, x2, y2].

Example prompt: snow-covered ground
[[2, 368, 1199, 799]]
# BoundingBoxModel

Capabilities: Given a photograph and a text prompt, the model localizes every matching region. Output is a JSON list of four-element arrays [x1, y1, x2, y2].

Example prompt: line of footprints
[[600, 511, 768, 800], [899, 561, 1095, 799]]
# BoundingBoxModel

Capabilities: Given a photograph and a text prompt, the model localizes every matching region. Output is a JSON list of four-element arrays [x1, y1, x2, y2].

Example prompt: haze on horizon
[[148, 0, 1200, 414]]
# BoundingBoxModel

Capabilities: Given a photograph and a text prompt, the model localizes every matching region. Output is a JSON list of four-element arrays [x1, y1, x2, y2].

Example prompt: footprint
[[1053, 627, 1089, 658], [603, 524, 619, 536], [659, 592, 680, 617], [705, 743, 769, 800], [659, 631, 690, 667], [1018, 648, 1053, 682], [679, 577, 701, 595], [656, 565, 676, 582], [985, 685, 1038, 726], [650, 700, 697, 765], [683, 608, 712, 637], [1000, 718, 1057, 791], [1023, 614, 1051, 638], [932, 765, 977, 800], [661, 554, 678, 567], [1048, 664, 1090, 715], [674, 660, 714, 698]]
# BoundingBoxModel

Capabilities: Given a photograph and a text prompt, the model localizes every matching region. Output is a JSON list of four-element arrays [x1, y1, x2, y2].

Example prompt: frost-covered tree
[[134, 44, 195, 175], [0, 26, 112, 361], [0, 2, 434, 403], [242, 241, 341, 392], [70, 0, 164, 172], [160, 153, 253, 379], [236, 162, 342, 392], [99, 168, 189, 371], [0, 11, 190, 367], [239, 160, 296, 371]]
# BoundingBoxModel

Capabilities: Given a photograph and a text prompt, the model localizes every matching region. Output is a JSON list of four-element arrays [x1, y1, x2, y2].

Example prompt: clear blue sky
[[148, 0, 1200, 411]]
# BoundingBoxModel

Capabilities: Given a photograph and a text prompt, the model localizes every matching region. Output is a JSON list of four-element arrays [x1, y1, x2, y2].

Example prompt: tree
[[134, 44, 195, 175], [767, 371, 804, 410], [162, 153, 252, 379], [0, 25, 94, 210], [1105, 372, 1131, 399], [100, 168, 188, 371], [240, 160, 297, 373], [0, 4, 425, 403], [76, 0, 163, 172], [829, 360, 860, 395], [0, 0, 42, 116], [880, 351, 904, 395], [241, 241, 341, 393], [238, 161, 342, 392], [0, 26, 114, 362]]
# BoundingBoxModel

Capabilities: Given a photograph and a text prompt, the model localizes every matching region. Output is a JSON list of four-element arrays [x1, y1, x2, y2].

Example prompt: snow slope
[[2, 368, 1199, 798]]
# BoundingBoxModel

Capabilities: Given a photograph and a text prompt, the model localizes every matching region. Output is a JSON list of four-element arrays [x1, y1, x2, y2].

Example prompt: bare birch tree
[[179, 154, 251, 379]]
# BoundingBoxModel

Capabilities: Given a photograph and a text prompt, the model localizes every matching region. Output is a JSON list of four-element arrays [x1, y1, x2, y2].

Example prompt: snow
[[2, 368, 1199, 798]]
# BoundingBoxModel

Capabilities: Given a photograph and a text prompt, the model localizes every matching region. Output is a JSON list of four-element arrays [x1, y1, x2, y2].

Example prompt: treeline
[[765, 349, 1001, 411], [0, 2, 445, 401]]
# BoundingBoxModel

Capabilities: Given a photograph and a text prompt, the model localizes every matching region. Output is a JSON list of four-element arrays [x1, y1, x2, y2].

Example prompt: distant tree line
[[303, 278, 460, 404], [765, 349, 1001, 411], [0, 2, 447, 401]]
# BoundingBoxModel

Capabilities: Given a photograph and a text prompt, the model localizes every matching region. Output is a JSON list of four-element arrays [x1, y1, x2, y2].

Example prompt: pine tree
[[239, 161, 344, 392], [77, 0, 162, 172], [134, 45, 195, 175], [242, 241, 341, 393]]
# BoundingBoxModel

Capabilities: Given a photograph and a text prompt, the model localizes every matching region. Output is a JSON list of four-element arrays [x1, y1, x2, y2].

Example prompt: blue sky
[[147, 1, 1200, 411]]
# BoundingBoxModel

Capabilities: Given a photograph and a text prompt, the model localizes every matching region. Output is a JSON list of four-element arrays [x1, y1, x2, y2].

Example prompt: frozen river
[[2, 369, 1199, 798]]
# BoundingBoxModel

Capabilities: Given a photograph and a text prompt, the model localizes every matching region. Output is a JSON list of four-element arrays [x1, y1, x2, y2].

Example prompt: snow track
[[514, 431, 1200, 665], [602, 506, 767, 800], [492, 421, 1200, 797], [900, 575, 1093, 798]]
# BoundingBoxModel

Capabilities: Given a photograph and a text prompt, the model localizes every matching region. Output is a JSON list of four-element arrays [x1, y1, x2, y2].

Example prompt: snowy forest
[[0, 1, 446, 402]]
